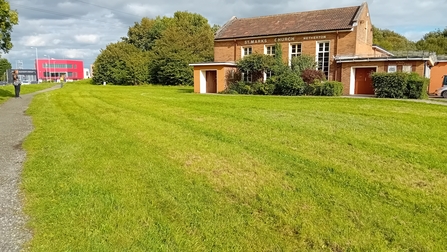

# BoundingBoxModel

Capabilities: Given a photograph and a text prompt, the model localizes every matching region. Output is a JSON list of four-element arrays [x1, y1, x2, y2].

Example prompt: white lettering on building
[[303, 35, 327, 40], [274, 37, 295, 42], [244, 39, 268, 45]]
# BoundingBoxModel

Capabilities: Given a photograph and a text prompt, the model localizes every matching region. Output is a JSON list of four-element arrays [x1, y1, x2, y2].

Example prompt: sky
[[4, 0, 446, 70]]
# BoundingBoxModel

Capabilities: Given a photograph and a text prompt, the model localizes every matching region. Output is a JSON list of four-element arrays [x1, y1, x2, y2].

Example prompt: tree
[[150, 11, 214, 85], [122, 16, 172, 52], [93, 41, 150, 85], [0, 0, 19, 53], [372, 26, 416, 52], [237, 53, 276, 82], [290, 54, 317, 76], [0, 57, 11, 80], [416, 28, 447, 55]]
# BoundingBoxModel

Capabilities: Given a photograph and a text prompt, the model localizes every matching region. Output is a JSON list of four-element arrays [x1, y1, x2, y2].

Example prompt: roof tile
[[215, 5, 361, 40]]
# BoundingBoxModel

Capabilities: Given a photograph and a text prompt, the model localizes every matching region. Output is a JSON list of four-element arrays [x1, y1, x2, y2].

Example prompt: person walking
[[12, 69, 21, 98]]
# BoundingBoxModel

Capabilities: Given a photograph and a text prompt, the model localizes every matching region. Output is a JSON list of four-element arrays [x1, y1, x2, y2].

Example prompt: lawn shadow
[[177, 87, 194, 93], [0, 89, 13, 97]]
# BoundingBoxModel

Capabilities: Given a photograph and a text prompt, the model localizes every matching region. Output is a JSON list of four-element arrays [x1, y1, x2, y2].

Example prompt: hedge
[[371, 72, 428, 99]]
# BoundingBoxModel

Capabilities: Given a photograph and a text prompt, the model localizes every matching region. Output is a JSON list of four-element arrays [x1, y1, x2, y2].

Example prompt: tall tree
[[372, 26, 416, 52], [122, 16, 172, 52], [416, 28, 447, 55], [150, 11, 214, 85], [0, 57, 11, 80], [93, 41, 150, 85], [0, 0, 19, 53]]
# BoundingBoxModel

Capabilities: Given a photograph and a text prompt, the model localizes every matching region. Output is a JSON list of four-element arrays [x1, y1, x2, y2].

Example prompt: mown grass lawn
[[23, 82, 447, 251], [0, 83, 56, 105]]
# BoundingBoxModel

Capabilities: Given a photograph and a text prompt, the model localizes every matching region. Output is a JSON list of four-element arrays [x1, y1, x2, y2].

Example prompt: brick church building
[[191, 2, 436, 95]]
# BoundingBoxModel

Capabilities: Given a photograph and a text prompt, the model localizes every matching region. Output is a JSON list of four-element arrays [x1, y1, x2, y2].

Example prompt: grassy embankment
[[0, 83, 56, 104], [23, 82, 447, 251]]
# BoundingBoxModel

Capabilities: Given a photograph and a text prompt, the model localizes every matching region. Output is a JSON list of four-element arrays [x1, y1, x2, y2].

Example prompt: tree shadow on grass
[[0, 89, 13, 98], [177, 87, 194, 93]]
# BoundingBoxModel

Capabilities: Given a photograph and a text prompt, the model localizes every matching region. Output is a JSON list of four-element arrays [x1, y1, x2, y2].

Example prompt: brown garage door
[[355, 68, 376, 95]]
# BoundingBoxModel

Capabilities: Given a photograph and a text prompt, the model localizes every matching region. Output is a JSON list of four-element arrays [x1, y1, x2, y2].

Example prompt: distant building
[[90, 64, 94, 78], [6, 69, 37, 84], [84, 68, 91, 79], [35, 59, 84, 81]]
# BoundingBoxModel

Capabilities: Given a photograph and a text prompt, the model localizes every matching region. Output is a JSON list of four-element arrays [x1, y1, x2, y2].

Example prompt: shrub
[[291, 55, 317, 75], [224, 80, 275, 95], [272, 71, 306, 96], [372, 72, 408, 98], [304, 81, 323, 95], [321, 81, 344, 96], [251, 82, 276, 95], [407, 73, 429, 99], [237, 54, 276, 82], [226, 80, 253, 94], [372, 72, 428, 99], [301, 69, 326, 85]]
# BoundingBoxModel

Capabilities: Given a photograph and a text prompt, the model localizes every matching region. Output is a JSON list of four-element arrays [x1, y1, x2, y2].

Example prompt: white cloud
[[20, 35, 47, 47], [74, 34, 100, 45]]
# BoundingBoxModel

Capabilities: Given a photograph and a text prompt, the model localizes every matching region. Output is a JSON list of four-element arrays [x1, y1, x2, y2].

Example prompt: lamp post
[[52, 58, 55, 81], [31, 47, 39, 82]]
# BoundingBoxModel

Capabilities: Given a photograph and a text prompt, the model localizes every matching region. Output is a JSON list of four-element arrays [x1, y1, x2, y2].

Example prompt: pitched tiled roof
[[215, 4, 364, 40]]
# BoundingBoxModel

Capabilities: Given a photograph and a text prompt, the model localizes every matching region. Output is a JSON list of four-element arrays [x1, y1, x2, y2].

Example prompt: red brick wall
[[214, 32, 357, 81]]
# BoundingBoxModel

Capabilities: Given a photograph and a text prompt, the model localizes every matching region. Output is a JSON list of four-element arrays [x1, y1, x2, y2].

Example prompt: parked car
[[435, 85, 447, 98]]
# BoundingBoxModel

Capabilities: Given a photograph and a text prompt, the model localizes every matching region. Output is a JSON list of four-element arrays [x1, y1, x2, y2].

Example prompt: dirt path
[[0, 85, 59, 251]]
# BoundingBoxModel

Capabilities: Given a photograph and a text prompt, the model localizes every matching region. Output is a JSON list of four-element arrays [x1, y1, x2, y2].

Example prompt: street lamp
[[31, 47, 39, 82], [52, 58, 55, 81]]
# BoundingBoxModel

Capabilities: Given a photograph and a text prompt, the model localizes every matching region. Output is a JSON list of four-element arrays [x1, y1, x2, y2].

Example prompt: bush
[[372, 72, 428, 99], [407, 73, 429, 99], [321, 81, 344, 96], [301, 69, 326, 85], [272, 71, 306, 96], [304, 81, 323, 95], [291, 55, 317, 75], [372, 72, 408, 98], [224, 81, 275, 95], [251, 82, 276, 95]]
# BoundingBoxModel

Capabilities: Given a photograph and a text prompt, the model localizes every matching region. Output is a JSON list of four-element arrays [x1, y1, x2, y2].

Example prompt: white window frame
[[242, 47, 252, 58], [388, 65, 397, 73], [316, 41, 330, 79], [264, 45, 276, 57], [289, 43, 302, 58], [289, 43, 302, 66], [242, 71, 252, 83], [402, 65, 412, 73]]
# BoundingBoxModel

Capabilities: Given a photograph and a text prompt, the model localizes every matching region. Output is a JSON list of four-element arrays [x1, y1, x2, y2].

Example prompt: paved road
[[0, 86, 59, 252]]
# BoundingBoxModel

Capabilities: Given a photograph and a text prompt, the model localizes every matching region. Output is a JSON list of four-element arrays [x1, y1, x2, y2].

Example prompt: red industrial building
[[34, 59, 84, 81]]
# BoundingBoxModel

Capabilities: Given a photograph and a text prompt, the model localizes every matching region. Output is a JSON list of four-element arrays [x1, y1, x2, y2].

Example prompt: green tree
[[150, 11, 214, 85], [0, 57, 11, 80], [211, 24, 221, 34], [237, 53, 276, 82], [122, 16, 172, 51], [290, 54, 317, 76], [0, 0, 19, 53], [93, 41, 150, 85], [416, 28, 447, 55], [372, 26, 416, 52]]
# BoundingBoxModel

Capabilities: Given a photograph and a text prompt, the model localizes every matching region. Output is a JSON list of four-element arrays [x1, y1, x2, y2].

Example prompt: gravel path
[[0, 86, 59, 252]]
